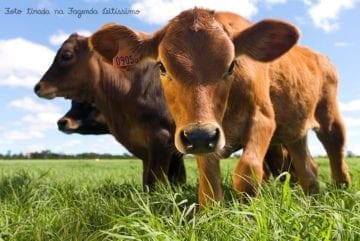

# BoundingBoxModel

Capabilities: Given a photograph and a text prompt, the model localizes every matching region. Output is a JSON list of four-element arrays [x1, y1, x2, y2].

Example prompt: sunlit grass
[[0, 158, 359, 240]]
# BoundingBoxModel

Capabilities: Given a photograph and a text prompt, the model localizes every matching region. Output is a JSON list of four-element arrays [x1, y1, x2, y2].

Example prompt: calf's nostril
[[57, 119, 68, 129], [208, 128, 220, 148], [34, 84, 41, 93], [180, 130, 193, 149]]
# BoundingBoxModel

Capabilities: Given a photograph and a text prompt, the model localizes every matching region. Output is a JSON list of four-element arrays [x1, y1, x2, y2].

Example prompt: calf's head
[[34, 34, 93, 101], [90, 8, 299, 154], [58, 100, 109, 135]]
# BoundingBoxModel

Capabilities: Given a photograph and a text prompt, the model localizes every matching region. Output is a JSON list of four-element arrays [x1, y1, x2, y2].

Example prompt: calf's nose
[[34, 83, 41, 93], [57, 118, 69, 131], [180, 124, 220, 154]]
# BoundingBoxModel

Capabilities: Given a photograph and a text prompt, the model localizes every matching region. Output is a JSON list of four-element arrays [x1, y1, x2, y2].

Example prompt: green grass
[[0, 158, 359, 241]]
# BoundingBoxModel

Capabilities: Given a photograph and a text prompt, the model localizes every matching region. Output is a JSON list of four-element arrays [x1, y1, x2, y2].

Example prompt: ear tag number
[[112, 50, 140, 68]]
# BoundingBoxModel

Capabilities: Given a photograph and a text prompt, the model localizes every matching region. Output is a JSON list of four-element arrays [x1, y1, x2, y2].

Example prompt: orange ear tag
[[112, 50, 140, 69]]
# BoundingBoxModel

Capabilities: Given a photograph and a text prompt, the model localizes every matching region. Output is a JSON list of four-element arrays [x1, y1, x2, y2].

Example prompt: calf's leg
[[285, 136, 319, 194], [167, 154, 186, 185], [146, 156, 170, 188], [264, 145, 298, 182], [315, 111, 350, 187], [196, 155, 222, 208], [233, 111, 275, 200]]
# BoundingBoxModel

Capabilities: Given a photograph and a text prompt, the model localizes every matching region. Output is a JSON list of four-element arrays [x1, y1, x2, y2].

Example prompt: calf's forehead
[[59, 35, 88, 53], [60, 38, 78, 51], [158, 9, 235, 83]]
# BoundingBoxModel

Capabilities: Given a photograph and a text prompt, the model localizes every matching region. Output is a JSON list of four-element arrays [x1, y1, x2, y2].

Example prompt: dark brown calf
[[59, 100, 298, 184], [58, 100, 109, 135], [34, 34, 186, 187], [58, 100, 186, 184], [90, 9, 350, 206], [58, 100, 306, 184]]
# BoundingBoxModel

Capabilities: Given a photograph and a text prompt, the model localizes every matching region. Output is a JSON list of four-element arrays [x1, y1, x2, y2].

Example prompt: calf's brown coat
[[90, 9, 350, 207], [57, 100, 109, 135], [34, 34, 186, 186]]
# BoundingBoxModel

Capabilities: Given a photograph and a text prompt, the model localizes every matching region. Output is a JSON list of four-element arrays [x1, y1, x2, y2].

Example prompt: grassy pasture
[[0, 157, 359, 241]]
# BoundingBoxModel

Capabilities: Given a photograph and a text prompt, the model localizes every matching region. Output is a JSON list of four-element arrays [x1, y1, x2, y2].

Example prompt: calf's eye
[[227, 61, 236, 76], [158, 62, 166, 76], [61, 52, 73, 62]]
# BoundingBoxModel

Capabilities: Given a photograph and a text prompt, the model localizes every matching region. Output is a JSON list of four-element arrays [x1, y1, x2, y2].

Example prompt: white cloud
[[24, 144, 46, 153], [94, 136, 129, 154], [1, 130, 44, 141], [0, 38, 55, 88], [340, 99, 360, 112], [264, 0, 287, 10], [21, 112, 62, 129], [54, 139, 83, 151], [265, 0, 287, 4], [0, 114, 59, 141], [96, 136, 120, 148], [1, 97, 62, 142], [49, 29, 92, 46], [303, 0, 313, 6], [306, 0, 356, 32], [131, 0, 258, 25], [9, 96, 61, 113], [37, 0, 53, 9], [0, 114, 60, 141]]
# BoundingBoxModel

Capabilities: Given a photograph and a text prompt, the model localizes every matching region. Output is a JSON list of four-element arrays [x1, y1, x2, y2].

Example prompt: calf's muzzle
[[179, 123, 222, 154], [57, 118, 79, 133], [34, 83, 41, 93]]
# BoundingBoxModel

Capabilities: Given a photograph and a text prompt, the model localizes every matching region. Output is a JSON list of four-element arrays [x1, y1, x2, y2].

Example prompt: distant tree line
[[0, 150, 134, 160], [346, 150, 358, 158], [231, 151, 359, 159], [0, 150, 358, 160]]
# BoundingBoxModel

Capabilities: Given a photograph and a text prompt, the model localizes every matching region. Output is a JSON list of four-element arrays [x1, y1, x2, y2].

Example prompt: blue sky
[[0, 0, 359, 155]]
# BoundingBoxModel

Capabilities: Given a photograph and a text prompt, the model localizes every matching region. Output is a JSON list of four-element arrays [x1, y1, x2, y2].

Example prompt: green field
[[0, 158, 359, 241]]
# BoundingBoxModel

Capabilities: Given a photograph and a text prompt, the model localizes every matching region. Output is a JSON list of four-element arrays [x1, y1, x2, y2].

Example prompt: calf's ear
[[89, 24, 141, 64], [233, 19, 299, 62], [89, 24, 163, 65]]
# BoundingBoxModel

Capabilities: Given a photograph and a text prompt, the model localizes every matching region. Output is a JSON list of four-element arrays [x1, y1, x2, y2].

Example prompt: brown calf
[[34, 34, 186, 187], [90, 9, 350, 206]]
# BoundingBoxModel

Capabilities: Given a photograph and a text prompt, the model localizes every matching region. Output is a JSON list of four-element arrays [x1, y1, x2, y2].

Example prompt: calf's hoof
[[302, 180, 320, 195], [334, 173, 351, 188]]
